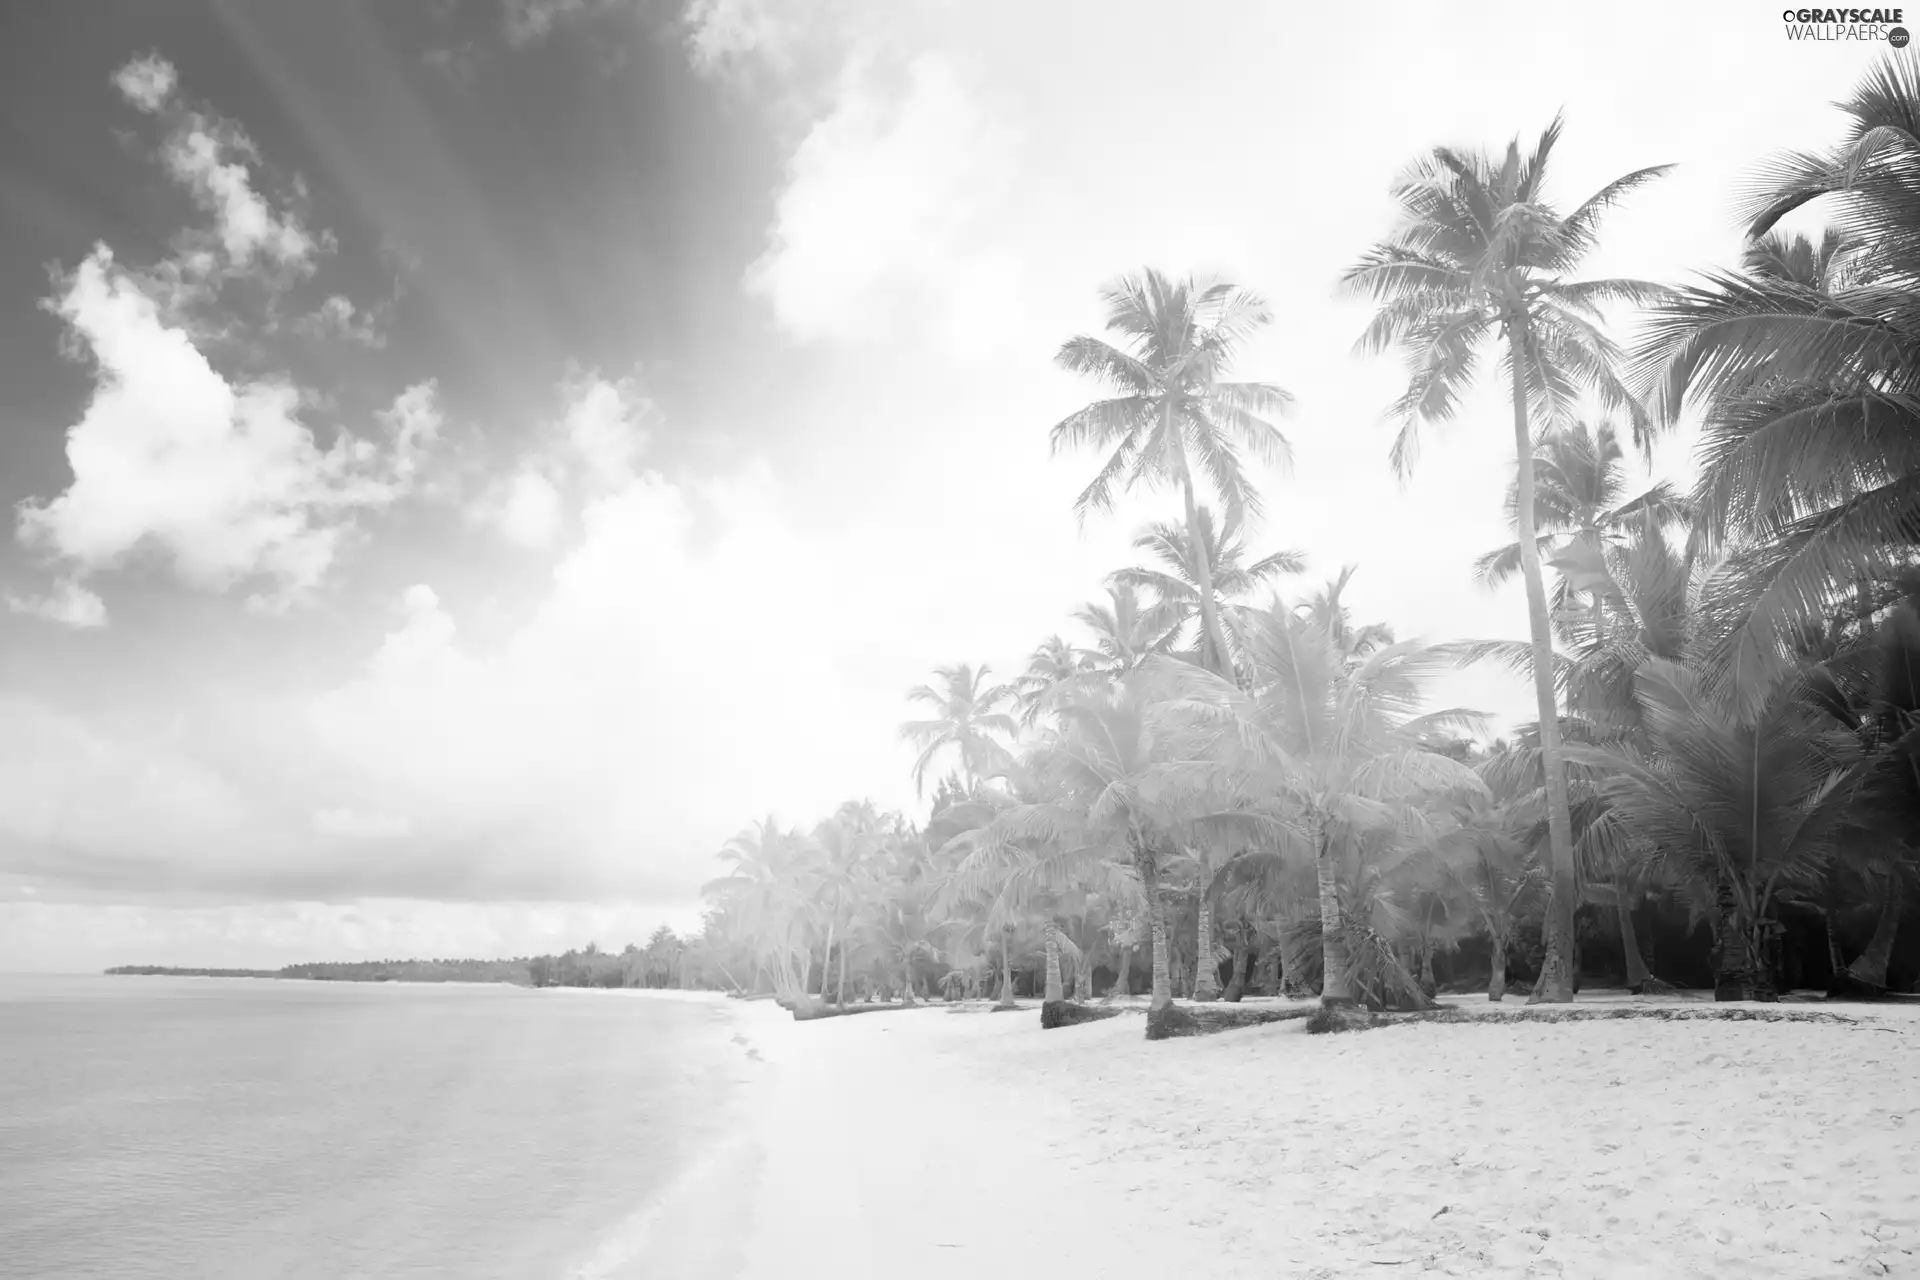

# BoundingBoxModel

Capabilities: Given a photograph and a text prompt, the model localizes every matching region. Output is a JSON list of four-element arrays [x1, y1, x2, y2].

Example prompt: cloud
[[745, 54, 1022, 354], [494, 471, 565, 548], [110, 53, 324, 280], [111, 53, 177, 113], [468, 373, 649, 546], [501, 0, 626, 48], [299, 294, 387, 347], [313, 808, 413, 840], [14, 250, 437, 611], [683, 0, 803, 78], [5, 579, 109, 629]]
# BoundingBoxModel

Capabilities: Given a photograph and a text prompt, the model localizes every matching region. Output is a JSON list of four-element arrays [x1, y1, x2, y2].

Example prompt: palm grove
[[690, 55, 1920, 1016]]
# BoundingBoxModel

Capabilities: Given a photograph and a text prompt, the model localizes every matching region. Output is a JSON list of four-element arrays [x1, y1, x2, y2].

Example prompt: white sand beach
[[654, 995, 1920, 1280]]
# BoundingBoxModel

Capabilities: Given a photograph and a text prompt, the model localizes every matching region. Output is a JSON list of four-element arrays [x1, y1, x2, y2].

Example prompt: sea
[[0, 974, 758, 1279]]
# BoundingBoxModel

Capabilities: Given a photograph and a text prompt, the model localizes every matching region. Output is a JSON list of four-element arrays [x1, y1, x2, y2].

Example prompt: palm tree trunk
[[1315, 828, 1354, 1007], [1074, 945, 1093, 1001], [1846, 881, 1902, 990], [836, 941, 848, 1007], [995, 928, 1017, 1008], [1712, 878, 1755, 1002], [900, 955, 917, 1006], [1138, 848, 1174, 1011], [1508, 313, 1581, 1006], [1617, 893, 1652, 991], [1488, 932, 1508, 1001], [1043, 920, 1064, 1001], [817, 921, 835, 1000], [1222, 935, 1249, 1002], [1107, 947, 1131, 1000], [1192, 895, 1221, 1001]]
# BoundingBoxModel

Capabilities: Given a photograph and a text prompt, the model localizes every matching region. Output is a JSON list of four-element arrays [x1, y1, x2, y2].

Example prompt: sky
[[0, 0, 1892, 970]]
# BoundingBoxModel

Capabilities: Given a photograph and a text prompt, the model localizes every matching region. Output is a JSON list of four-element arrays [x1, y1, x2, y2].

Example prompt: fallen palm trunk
[[1040, 1000, 1124, 1029], [1144, 1002, 1320, 1040], [789, 1001, 917, 1022]]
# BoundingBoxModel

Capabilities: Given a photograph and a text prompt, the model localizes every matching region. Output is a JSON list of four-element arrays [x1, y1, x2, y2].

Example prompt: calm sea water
[[0, 975, 752, 1280]]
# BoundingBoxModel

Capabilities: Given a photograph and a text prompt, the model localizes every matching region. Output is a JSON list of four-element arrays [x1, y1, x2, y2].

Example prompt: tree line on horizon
[[692, 54, 1920, 1016]]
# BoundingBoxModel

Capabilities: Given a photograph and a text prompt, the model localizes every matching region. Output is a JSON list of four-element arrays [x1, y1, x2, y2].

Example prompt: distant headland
[[103, 939, 703, 991]]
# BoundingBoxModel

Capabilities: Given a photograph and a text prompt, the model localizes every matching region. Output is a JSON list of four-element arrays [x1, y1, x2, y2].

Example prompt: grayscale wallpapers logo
[[1782, 7, 1910, 39]]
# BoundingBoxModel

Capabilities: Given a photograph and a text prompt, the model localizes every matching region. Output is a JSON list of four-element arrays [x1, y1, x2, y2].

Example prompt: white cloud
[[683, 0, 801, 77], [501, 0, 627, 48], [5, 579, 109, 629], [312, 807, 413, 840], [495, 471, 565, 548], [468, 373, 648, 547], [110, 53, 323, 278], [746, 54, 1022, 353], [112, 53, 177, 114], [559, 373, 649, 485], [302, 294, 387, 347], [14, 249, 431, 611], [161, 119, 317, 270]]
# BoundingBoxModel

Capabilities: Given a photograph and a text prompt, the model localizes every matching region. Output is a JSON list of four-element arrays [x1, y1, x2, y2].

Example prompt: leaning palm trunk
[[1507, 314, 1581, 1006], [1192, 897, 1221, 1001], [1138, 847, 1175, 1011], [1043, 920, 1065, 1001], [1846, 881, 1903, 991], [1107, 946, 1134, 1000], [1314, 829, 1355, 1007]]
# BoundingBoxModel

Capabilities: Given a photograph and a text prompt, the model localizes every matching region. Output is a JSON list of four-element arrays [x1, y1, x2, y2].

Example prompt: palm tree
[[899, 663, 1019, 796], [1001, 668, 1268, 1011], [1050, 268, 1295, 682], [1474, 420, 1691, 648], [1111, 505, 1305, 678], [1632, 56, 1920, 702], [1014, 635, 1096, 729], [1343, 116, 1671, 1002], [1296, 566, 1397, 665], [932, 747, 1141, 1004], [1072, 582, 1181, 680], [700, 817, 814, 1002], [1171, 602, 1489, 1008], [1566, 659, 1862, 1001]]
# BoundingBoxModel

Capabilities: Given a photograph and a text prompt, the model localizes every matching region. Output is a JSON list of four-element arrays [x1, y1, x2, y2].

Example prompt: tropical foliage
[[696, 53, 1920, 1015]]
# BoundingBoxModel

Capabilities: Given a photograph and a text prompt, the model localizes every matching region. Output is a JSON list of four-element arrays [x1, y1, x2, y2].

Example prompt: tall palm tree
[[1343, 116, 1671, 1002], [1111, 505, 1305, 677], [899, 663, 1019, 797], [1050, 268, 1295, 682], [1633, 55, 1920, 704]]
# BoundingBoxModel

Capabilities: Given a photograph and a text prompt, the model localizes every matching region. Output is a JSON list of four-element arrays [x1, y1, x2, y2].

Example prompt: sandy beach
[[641, 993, 1920, 1280]]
